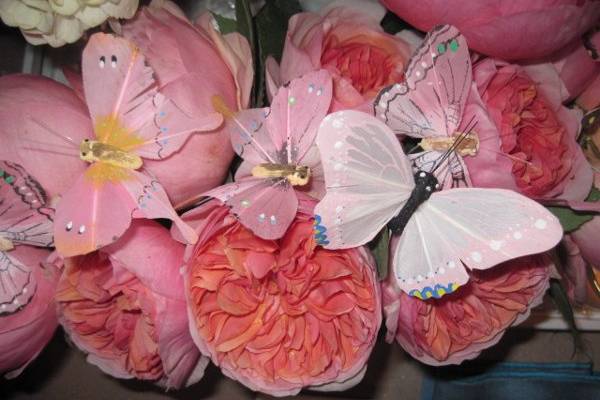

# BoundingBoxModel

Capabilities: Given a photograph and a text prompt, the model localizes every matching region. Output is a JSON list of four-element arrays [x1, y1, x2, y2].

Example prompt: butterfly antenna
[[21, 146, 79, 158], [211, 95, 276, 164], [27, 116, 79, 148], [431, 116, 477, 174]]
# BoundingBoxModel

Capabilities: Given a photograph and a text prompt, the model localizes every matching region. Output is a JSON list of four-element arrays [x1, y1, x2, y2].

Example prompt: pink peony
[[121, 0, 253, 208], [553, 35, 600, 102], [267, 1, 412, 111], [559, 235, 590, 306], [55, 220, 207, 389], [381, 0, 600, 61], [181, 198, 381, 396], [464, 58, 594, 208], [0, 247, 59, 378], [0, 75, 91, 199], [383, 254, 551, 365]]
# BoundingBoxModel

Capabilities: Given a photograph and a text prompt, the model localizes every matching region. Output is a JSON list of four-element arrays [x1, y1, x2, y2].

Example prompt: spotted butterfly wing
[[82, 33, 222, 159], [54, 33, 202, 257], [314, 111, 562, 299], [0, 161, 53, 313], [0, 161, 53, 247], [206, 70, 332, 239], [391, 188, 562, 299], [54, 170, 197, 257], [375, 24, 473, 189], [375, 25, 471, 138], [313, 111, 415, 248]]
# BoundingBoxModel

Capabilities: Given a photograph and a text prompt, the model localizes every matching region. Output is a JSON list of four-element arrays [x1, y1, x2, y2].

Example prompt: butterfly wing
[[375, 25, 471, 138], [82, 33, 221, 158], [0, 161, 53, 247], [266, 70, 333, 163], [226, 107, 280, 165], [54, 172, 134, 257], [392, 188, 562, 299], [0, 251, 36, 314], [54, 168, 197, 257], [120, 170, 198, 244], [410, 151, 471, 189], [314, 110, 415, 248], [205, 177, 298, 240]]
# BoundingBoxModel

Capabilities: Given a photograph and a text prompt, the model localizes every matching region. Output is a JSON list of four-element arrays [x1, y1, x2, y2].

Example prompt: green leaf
[[212, 13, 238, 35], [548, 278, 584, 355], [369, 228, 390, 281], [547, 186, 600, 233], [234, 0, 257, 105], [254, 0, 302, 106], [235, 0, 255, 50]]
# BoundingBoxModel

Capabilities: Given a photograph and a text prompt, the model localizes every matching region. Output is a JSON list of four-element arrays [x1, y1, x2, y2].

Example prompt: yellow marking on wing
[[84, 162, 132, 186], [94, 115, 144, 151], [211, 95, 234, 118]]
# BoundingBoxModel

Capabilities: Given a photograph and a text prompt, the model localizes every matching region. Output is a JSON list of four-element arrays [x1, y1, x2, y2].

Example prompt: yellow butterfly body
[[420, 132, 479, 157], [251, 163, 311, 186]]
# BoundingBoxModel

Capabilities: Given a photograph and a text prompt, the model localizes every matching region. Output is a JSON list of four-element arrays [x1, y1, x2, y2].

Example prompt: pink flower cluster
[[1, 0, 599, 396]]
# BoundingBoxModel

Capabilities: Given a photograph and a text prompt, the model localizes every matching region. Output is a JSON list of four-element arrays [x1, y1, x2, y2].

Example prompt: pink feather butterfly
[[205, 70, 332, 239], [375, 25, 476, 189], [0, 161, 53, 314], [29, 33, 223, 257], [314, 110, 562, 299]]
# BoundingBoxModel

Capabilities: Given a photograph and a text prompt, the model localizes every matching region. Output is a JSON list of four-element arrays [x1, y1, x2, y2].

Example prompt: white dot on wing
[[513, 231, 522, 240], [534, 219, 547, 230], [489, 240, 502, 251], [470, 251, 482, 262]]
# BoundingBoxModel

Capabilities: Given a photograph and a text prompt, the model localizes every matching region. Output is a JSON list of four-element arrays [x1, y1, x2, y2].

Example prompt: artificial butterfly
[[375, 25, 476, 189], [0, 161, 54, 313], [206, 70, 332, 239], [313, 109, 562, 299], [29, 33, 223, 257]]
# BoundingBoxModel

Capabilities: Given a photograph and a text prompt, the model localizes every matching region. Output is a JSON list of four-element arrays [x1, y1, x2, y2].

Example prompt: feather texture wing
[[375, 25, 471, 138], [392, 188, 562, 299], [314, 110, 414, 248], [0, 161, 53, 248]]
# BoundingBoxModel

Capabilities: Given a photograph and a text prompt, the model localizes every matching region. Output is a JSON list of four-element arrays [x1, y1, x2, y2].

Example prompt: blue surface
[[421, 362, 600, 400]]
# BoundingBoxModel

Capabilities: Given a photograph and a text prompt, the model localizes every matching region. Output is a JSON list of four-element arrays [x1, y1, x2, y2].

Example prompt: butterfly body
[[420, 133, 479, 157], [0, 236, 14, 251], [251, 163, 311, 186], [79, 139, 143, 170], [387, 171, 439, 236]]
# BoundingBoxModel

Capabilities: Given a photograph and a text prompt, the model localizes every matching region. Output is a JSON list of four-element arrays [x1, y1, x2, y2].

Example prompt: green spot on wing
[[5, 175, 14, 184], [437, 43, 446, 54], [449, 39, 459, 52]]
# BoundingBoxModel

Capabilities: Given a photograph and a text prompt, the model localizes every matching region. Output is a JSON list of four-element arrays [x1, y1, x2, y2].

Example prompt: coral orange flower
[[182, 198, 381, 396]]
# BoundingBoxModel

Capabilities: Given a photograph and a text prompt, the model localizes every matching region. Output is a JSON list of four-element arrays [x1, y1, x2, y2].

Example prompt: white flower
[[0, 0, 139, 47]]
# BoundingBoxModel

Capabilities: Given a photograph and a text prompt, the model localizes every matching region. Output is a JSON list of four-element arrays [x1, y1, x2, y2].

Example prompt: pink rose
[[383, 254, 551, 365], [559, 235, 590, 306], [0, 247, 59, 378], [571, 217, 600, 269], [55, 220, 207, 389], [552, 32, 600, 102], [181, 198, 381, 396], [381, 0, 600, 60], [464, 59, 594, 208], [121, 0, 253, 208], [267, 1, 412, 111]]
